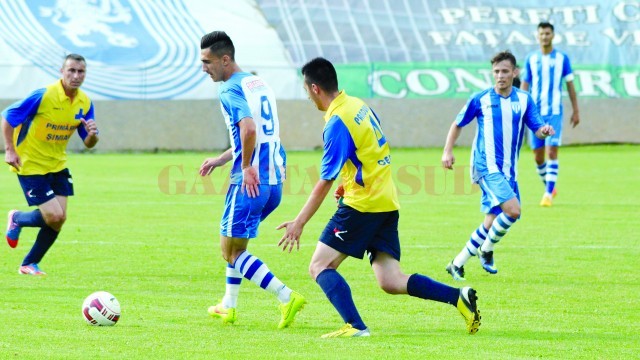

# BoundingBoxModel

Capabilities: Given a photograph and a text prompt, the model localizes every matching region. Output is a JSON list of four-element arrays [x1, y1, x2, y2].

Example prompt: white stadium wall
[[1, 98, 636, 151], [0, 0, 638, 151]]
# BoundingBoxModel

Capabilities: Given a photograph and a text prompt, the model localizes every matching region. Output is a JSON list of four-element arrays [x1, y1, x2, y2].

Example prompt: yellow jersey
[[320, 91, 399, 212], [2, 80, 95, 175]]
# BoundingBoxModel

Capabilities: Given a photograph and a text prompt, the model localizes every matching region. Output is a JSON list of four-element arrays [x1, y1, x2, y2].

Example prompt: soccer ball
[[82, 291, 121, 326]]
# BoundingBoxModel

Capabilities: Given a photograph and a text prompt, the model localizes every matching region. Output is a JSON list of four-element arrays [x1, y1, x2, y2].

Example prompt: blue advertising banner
[[0, 0, 206, 99]]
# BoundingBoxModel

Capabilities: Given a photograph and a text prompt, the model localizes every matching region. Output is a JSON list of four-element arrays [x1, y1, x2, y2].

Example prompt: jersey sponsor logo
[[0, 0, 205, 99], [333, 228, 348, 241], [246, 79, 266, 92]]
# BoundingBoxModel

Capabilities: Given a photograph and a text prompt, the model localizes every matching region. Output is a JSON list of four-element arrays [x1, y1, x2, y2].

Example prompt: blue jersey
[[522, 49, 574, 116], [218, 72, 286, 185], [456, 87, 544, 183]]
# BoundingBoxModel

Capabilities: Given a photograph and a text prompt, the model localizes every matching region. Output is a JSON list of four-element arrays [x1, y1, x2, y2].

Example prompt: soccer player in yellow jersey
[[2, 54, 98, 276], [277, 57, 480, 338]]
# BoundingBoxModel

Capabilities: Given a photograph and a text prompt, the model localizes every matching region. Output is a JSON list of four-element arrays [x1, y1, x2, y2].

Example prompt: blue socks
[[22, 226, 59, 265], [316, 269, 367, 330], [407, 273, 459, 305], [14, 210, 56, 266], [13, 209, 46, 228]]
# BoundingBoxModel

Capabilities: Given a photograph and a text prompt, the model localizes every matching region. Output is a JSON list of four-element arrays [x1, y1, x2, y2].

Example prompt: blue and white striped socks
[[545, 160, 559, 196], [453, 225, 488, 267], [232, 251, 292, 304], [222, 263, 242, 309], [481, 213, 518, 252]]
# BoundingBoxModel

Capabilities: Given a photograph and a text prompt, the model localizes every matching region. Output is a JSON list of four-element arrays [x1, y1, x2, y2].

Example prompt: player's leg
[[6, 209, 45, 248], [530, 129, 547, 185], [7, 174, 55, 247], [544, 145, 559, 203], [447, 177, 501, 279], [225, 237, 305, 328], [312, 206, 389, 337], [209, 184, 244, 323], [20, 196, 66, 275], [477, 175, 520, 273], [541, 115, 562, 206], [371, 252, 480, 334], [310, 242, 369, 337], [18, 169, 72, 275], [214, 184, 305, 327], [208, 262, 243, 324], [211, 184, 280, 320], [447, 222, 490, 281]]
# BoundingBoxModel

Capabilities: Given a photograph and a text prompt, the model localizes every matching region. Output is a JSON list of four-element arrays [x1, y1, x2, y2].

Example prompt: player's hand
[[539, 124, 555, 138], [276, 220, 303, 253], [4, 149, 21, 171], [199, 157, 223, 176], [442, 151, 455, 170], [81, 118, 98, 137], [242, 166, 260, 198], [334, 184, 344, 204], [570, 111, 580, 128]]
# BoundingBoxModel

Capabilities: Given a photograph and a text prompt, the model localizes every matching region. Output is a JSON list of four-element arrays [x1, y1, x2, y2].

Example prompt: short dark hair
[[301, 57, 338, 93], [200, 31, 235, 60], [491, 50, 517, 68], [63, 53, 85, 66], [538, 21, 554, 32]]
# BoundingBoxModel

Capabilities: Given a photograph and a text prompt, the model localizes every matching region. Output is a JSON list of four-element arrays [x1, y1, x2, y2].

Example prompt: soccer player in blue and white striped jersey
[[442, 51, 554, 280], [198, 31, 305, 328], [521, 22, 580, 207]]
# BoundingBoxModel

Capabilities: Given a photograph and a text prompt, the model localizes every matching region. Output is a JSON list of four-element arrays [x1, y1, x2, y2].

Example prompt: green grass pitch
[[0, 145, 638, 359]]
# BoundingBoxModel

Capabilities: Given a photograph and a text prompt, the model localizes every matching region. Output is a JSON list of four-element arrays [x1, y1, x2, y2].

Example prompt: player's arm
[[520, 57, 532, 92], [81, 118, 99, 148], [277, 179, 334, 252], [2, 116, 21, 170], [525, 94, 555, 139], [566, 81, 580, 128], [442, 121, 462, 170], [77, 103, 99, 148], [199, 148, 233, 176], [443, 96, 476, 170], [277, 115, 351, 252], [2, 88, 44, 170], [238, 116, 259, 197]]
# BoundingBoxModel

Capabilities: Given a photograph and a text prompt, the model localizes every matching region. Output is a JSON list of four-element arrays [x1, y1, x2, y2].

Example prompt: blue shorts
[[17, 168, 74, 206], [478, 172, 520, 215], [220, 183, 282, 239], [319, 205, 401, 262], [530, 114, 562, 150]]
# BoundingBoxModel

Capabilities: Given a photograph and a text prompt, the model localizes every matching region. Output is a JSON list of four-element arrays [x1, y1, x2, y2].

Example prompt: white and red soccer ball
[[82, 291, 121, 326]]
